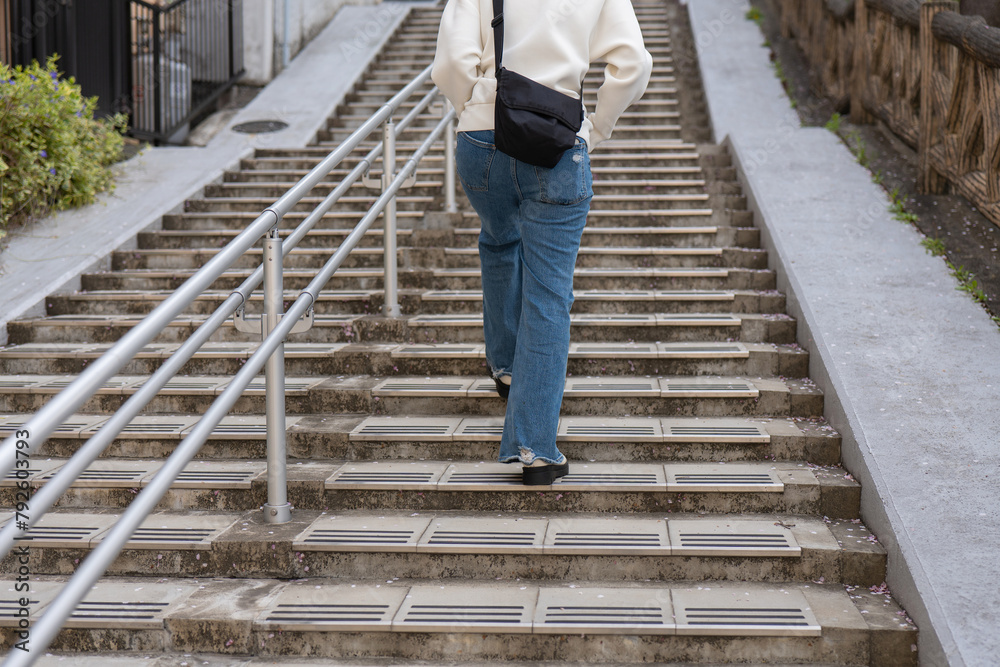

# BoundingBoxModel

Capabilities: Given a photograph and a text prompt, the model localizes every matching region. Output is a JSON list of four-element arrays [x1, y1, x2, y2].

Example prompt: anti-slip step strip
[[370, 376, 760, 399], [0, 342, 350, 360], [8, 460, 266, 489], [259, 582, 820, 635], [5, 513, 237, 549], [0, 414, 302, 440], [61, 290, 383, 303], [420, 289, 737, 302], [0, 341, 740, 363], [432, 267, 728, 279], [351, 417, 771, 444], [441, 247, 724, 258], [6, 459, 794, 493], [0, 375, 325, 396], [326, 462, 784, 493], [454, 224, 720, 236], [15, 313, 360, 329], [0, 578, 822, 636], [389, 342, 751, 360], [408, 314, 743, 327], [2, 508, 861, 561], [292, 515, 800, 557]]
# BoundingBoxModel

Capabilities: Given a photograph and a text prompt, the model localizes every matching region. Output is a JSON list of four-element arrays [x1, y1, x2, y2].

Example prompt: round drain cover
[[232, 120, 289, 134]]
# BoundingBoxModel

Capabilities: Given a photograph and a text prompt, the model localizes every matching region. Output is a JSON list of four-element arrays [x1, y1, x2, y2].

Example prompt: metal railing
[[128, 0, 245, 142], [0, 63, 457, 665]]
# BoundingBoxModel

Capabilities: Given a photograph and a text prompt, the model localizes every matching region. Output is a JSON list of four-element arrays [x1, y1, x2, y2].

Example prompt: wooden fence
[[768, 0, 1000, 227]]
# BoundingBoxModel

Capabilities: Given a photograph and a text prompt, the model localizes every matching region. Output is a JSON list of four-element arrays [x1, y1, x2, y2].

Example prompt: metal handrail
[[0, 65, 434, 487], [0, 61, 456, 665], [0, 74, 444, 559]]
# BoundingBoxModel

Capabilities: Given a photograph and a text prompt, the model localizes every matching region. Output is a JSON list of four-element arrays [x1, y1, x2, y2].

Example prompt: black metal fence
[[128, 0, 244, 142], [3, 0, 244, 143]]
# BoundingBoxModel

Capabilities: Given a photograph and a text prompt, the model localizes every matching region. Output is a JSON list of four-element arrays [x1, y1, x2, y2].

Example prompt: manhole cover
[[232, 120, 288, 134]]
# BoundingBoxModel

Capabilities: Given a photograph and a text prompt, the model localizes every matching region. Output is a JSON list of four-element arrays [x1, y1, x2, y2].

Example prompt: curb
[[688, 1, 1000, 666]]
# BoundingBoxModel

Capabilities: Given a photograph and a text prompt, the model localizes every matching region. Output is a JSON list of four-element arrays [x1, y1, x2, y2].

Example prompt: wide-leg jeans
[[455, 129, 593, 465]]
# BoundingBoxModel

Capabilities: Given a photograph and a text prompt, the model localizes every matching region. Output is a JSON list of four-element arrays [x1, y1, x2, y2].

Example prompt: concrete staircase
[[0, 2, 917, 664]]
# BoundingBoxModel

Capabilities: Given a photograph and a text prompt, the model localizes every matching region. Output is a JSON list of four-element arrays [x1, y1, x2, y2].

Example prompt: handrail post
[[262, 227, 291, 524], [443, 100, 458, 213], [382, 118, 401, 317]]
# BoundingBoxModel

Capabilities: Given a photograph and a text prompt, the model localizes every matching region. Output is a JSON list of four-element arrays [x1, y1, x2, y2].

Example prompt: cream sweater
[[431, 0, 653, 150]]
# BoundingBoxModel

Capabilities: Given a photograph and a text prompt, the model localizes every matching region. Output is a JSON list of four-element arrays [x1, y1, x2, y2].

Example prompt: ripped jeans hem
[[499, 451, 567, 466]]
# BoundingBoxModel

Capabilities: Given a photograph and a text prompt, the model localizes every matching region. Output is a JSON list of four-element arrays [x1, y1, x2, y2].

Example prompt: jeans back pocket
[[456, 131, 496, 192], [534, 139, 592, 205]]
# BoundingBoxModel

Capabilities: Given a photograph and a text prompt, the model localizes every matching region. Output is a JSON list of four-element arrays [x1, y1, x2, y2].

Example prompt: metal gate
[[4, 0, 244, 142], [128, 0, 245, 142]]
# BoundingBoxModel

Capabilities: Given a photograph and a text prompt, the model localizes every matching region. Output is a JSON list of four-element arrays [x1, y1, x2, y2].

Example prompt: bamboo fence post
[[852, 0, 876, 122], [919, 1, 959, 193]]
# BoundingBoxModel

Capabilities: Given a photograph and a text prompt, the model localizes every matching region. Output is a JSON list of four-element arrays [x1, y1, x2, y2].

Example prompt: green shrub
[[0, 55, 127, 238]]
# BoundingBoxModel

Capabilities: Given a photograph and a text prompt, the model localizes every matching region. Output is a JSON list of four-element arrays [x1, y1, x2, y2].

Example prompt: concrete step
[[183, 192, 723, 215], [183, 194, 439, 214], [0, 373, 822, 418], [107, 246, 764, 272], [155, 220, 760, 249], [337, 96, 684, 115], [422, 266, 775, 291], [317, 125, 684, 144], [5, 459, 858, 516], [203, 180, 447, 199], [204, 178, 710, 198], [440, 246, 766, 269], [74, 265, 775, 292], [417, 288, 783, 313], [0, 341, 811, 387], [227, 161, 703, 181], [252, 140, 708, 157], [45, 288, 783, 317], [0, 411, 835, 464], [7, 310, 795, 345], [450, 225, 761, 248], [4, 509, 884, 585], [2, 577, 915, 664], [332, 109, 684, 130], [159, 207, 749, 229], [239, 154, 713, 173], [25, 656, 879, 667]]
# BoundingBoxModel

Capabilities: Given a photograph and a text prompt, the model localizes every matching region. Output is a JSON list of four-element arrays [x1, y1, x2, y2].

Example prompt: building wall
[[243, 0, 379, 85], [244, 0, 276, 85]]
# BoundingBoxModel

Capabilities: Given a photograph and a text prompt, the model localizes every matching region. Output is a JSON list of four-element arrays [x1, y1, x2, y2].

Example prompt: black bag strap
[[491, 0, 504, 71]]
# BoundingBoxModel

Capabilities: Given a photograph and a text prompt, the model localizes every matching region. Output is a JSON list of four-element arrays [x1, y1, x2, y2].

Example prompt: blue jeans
[[455, 129, 593, 465]]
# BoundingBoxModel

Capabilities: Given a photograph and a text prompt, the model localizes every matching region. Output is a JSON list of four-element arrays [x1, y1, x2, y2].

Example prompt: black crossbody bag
[[491, 0, 583, 168]]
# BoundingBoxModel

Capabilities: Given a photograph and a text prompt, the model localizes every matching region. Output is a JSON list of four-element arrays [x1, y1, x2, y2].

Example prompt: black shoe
[[522, 461, 569, 486], [493, 377, 510, 400]]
